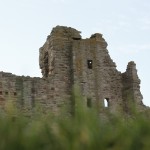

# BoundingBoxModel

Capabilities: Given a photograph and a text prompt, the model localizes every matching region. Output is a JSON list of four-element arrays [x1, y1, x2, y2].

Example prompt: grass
[[0, 89, 150, 150]]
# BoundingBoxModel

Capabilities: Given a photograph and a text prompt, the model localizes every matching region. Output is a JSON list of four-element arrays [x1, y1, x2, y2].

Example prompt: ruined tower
[[39, 26, 144, 113], [0, 26, 145, 114]]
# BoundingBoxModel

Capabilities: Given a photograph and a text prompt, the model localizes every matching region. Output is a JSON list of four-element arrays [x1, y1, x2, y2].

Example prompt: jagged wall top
[[0, 25, 146, 114], [50, 26, 82, 39]]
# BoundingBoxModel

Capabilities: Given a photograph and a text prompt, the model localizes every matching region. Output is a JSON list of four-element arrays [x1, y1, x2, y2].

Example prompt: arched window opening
[[104, 98, 109, 107]]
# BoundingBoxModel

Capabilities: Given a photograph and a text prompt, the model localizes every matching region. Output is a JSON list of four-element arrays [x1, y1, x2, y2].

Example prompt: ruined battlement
[[0, 26, 146, 114]]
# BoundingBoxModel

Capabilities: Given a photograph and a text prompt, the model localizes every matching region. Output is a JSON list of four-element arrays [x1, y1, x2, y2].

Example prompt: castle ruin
[[0, 26, 145, 114]]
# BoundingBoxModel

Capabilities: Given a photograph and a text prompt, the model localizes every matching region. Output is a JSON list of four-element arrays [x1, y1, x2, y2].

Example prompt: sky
[[0, 0, 150, 106]]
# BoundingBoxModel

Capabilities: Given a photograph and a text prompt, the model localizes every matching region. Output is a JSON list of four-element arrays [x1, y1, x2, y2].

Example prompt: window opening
[[87, 98, 92, 108], [104, 98, 109, 107], [31, 88, 35, 94], [5, 91, 8, 95], [72, 37, 81, 40], [0, 91, 2, 95], [87, 60, 93, 69], [14, 92, 17, 96]]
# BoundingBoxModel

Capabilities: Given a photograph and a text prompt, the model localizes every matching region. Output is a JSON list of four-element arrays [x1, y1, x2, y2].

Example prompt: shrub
[[0, 89, 150, 150]]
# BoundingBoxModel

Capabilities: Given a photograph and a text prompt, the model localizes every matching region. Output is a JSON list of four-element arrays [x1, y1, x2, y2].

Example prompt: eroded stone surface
[[0, 26, 146, 115]]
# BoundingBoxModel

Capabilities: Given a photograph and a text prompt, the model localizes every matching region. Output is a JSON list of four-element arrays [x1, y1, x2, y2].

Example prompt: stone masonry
[[0, 26, 146, 115]]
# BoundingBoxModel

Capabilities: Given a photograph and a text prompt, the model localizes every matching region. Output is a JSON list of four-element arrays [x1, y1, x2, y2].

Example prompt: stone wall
[[122, 62, 144, 113], [0, 26, 146, 115], [0, 72, 58, 113], [72, 34, 123, 113]]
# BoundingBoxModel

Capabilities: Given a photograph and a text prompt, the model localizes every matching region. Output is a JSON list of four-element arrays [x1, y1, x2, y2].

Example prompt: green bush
[[0, 91, 150, 150]]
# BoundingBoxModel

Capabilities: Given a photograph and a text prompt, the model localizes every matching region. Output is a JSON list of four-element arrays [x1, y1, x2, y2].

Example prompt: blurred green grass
[[0, 88, 150, 150]]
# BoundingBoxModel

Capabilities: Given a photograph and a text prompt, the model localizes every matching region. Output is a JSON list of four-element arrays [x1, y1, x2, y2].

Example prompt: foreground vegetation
[[0, 92, 150, 150]]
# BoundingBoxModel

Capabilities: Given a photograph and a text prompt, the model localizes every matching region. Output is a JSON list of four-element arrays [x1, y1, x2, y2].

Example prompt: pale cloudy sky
[[0, 0, 150, 106]]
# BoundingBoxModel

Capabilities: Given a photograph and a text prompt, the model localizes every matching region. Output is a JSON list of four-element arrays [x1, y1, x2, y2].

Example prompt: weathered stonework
[[0, 26, 146, 115]]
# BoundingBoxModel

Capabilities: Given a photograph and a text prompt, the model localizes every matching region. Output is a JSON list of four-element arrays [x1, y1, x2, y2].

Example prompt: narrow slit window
[[87, 98, 92, 108], [87, 60, 93, 69], [104, 98, 109, 107]]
